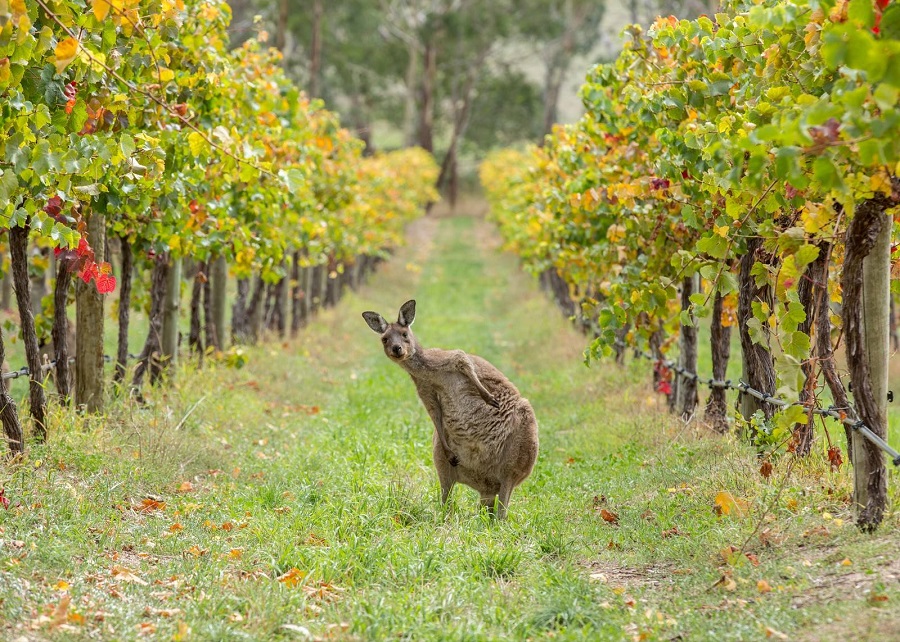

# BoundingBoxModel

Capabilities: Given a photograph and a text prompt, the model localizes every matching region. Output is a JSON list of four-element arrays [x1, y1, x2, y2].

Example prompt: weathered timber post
[[843, 200, 891, 531], [210, 254, 227, 350], [160, 256, 182, 373], [75, 211, 106, 412]]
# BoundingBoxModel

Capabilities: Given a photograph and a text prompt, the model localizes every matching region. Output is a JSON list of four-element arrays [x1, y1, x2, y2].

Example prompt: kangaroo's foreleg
[[422, 388, 459, 466], [453, 351, 499, 408]]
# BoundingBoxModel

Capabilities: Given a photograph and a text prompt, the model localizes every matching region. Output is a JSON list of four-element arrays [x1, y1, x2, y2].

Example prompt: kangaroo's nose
[[391, 345, 403, 356]]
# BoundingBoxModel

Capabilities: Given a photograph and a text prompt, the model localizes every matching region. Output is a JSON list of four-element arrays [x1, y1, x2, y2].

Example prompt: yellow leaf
[[277, 567, 305, 587], [870, 171, 892, 195], [0, 59, 10, 84], [606, 224, 626, 243], [840, 558, 851, 566], [714, 491, 749, 517], [157, 67, 174, 82], [11, 0, 26, 18], [757, 579, 773, 593], [713, 224, 729, 238], [91, 0, 111, 21], [187, 131, 207, 157], [53, 580, 70, 590], [54, 37, 79, 74]]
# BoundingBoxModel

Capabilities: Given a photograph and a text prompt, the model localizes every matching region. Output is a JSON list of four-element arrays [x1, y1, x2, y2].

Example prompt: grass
[[1, 207, 899, 641]]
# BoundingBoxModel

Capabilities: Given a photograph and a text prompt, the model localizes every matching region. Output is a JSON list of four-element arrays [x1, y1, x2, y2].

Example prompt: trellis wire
[[0, 354, 144, 381], [622, 343, 900, 467]]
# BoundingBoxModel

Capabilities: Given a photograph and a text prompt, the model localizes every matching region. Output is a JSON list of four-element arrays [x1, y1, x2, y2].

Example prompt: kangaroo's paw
[[449, 453, 460, 467]]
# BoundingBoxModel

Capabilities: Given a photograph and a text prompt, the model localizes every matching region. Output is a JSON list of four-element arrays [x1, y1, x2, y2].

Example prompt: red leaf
[[656, 380, 672, 395], [79, 261, 99, 284], [0, 488, 9, 510], [827, 446, 843, 471], [95, 272, 117, 294]]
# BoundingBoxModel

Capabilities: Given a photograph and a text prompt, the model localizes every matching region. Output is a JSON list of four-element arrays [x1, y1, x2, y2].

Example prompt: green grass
[[1, 211, 899, 641]]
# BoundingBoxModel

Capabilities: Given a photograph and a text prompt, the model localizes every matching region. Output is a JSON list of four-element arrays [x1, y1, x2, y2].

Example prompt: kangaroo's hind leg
[[433, 430, 456, 508]]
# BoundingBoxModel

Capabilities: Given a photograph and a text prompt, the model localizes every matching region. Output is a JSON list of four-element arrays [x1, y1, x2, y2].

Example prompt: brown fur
[[363, 300, 538, 519]]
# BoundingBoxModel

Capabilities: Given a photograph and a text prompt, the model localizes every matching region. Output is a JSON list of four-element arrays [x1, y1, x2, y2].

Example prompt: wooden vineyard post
[[210, 254, 228, 350], [161, 256, 183, 373], [75, 211, 106, 412], [843, 194, 894, 532], [854, 210, 890, 529]]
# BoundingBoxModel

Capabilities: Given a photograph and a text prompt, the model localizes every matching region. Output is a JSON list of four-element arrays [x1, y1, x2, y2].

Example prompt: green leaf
[[696, 233, 728, 259], [813, 156, 843, 191], [794, 244, 820, 270], [882, 4, 900, 40], [848, 0, 875, 28], [0, 170, 17, 203]]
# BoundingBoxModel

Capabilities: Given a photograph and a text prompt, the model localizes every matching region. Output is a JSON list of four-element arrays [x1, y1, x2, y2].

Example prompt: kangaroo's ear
[[398, 300, 416, 327], [362, 311, 388, 333]]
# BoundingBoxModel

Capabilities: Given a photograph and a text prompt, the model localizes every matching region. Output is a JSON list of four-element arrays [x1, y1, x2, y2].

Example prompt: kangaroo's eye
[[402, 332, 408, 339], [381, 337, 387, 344]]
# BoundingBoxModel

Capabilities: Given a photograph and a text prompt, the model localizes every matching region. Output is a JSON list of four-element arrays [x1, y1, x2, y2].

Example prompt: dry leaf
[[714, 491, 749, 517], [111, 565, 148, 585], [169, 522, 184, 532], [765, 626, 789, 639], [177, 481, 194, 493], [757, 580, 773, 593], [600, 509, 619, 525], [277, 567, 306, 587]]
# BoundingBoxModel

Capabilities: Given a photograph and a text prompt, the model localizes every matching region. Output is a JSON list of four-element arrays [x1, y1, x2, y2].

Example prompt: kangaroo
[[362, 300, 538, 519]]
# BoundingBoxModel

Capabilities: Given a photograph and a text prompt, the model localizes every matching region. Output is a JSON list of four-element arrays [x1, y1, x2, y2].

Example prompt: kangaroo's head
[[362, 300, 418, 362]]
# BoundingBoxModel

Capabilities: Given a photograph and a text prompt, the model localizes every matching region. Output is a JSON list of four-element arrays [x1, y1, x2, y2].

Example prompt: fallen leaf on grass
[[277, 567, 306, 587], [840, 558, 851, 566], [138, 498, 166, 513], [53, 580, 69, 591], [304, 533, 328, 546], [713, 491, 749, 517], [111, 565, 148, 585], [137, 621, 157, 636], [599, 509, 619, 525], [185, 546, 208, 558], [711, 574, 737, 592], [169, 522, 184, 532], [661, 527, 685, 538], [765, 626, 789, 639], [867, 591, 889, 604], [177, 481, 194, 493], [757, 580, 773, 593]]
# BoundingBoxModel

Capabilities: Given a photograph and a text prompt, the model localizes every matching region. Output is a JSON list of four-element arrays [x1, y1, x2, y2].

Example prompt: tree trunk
[[28, 247, 46, 317], [737, 237, 777, 432], [210, 254, 227, 350], [160, 256, 182, 375], [309, 264, 324, 314], [843, 196, 892, 532], [794, 248, 827, 456], [275, 0, 289, 54], [189, 261, 204, 356], [309, 0, 323, 98], [74, 212, 106, 412], [291, 250, 303, 336], [0, 265, 11, 310], [51, 257, 73, 401], [814, 242, 853, 450], [231, 278, 250, 344], [418, 37, 437, 152], [133, 258, 168, 388], [541, 63, 565, 140], [202, 264, 214, 353], [673, 275, 699, 419], [9, 222, 47, 437], [247, 275, 265, 344], [403, 44, 420, 147], [704, 291, 731, 432], [0, 324, 23, 455], [114, 236, 133, 385]]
